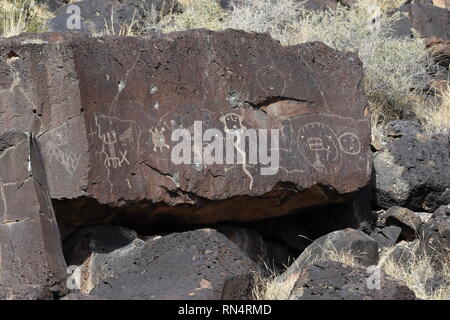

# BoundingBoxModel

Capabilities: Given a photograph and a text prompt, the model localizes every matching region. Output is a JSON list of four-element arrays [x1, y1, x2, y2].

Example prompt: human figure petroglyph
[[102, 131, 129, 169], [220, 112, 255, 189], [95, 115, 131, 170]]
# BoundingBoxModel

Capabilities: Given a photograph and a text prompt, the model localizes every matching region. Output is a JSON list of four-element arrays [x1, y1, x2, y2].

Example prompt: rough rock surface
[[0, 284, 54, 300], [393, 0, 450, 39], [215, 225, 268, 264], [370, 225, 402, 249], [425, 37, 450, 68], [69, 228, 257, 300], [283, 228, 379, 281], [383, 240, 420, 267], [385, 206, 423, 241], [420, 213, 450, 258], [63, 225, 138, 265], [0, 131, 67, 298], [48, 0, 179, 34], [0, 30, 371, 227], [374, 121, 450, 212], [288, 260, 416, 300]]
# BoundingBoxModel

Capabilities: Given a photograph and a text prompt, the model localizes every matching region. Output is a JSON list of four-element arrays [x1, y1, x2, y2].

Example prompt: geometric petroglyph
[[338, 132, 361, 155], [297, 122, 342, 174], [45, 124, 81, 176]]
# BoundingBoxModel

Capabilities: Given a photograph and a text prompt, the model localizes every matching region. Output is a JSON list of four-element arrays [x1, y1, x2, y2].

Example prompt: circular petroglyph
[[256, 65, 287, 96], [339, 132, 361, 155], [297, 122, 341, 174]]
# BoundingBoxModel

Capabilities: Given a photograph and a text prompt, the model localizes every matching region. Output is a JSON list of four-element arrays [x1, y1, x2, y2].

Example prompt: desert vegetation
[[1, 0, 448, 134], [253, 239, 450, 300], [0, 0, 448, 301]]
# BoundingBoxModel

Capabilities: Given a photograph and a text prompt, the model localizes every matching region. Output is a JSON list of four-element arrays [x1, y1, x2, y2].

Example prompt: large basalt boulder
[[67, 228, 257, 300], [288, 260, 416, 300], [0, 30, 371, 227], [0, 131, 67, 299], [374, 121, 450, 212]]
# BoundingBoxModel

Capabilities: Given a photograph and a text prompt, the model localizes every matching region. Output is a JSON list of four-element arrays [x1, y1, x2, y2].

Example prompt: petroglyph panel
[[0, 31, 370, 225]]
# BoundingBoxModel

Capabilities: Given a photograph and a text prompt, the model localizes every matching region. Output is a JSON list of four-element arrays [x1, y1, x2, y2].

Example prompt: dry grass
[[0, 0, 52, 37], [159, 0, 434, 130], [158, 0, 228, 32], [377, 0, 407, 12], [252, 241, 362, 300], [415, 84, 450, 136], [97, 6, 138, 36], [379, 243, 450, 300], [255, 238, 450, 300]]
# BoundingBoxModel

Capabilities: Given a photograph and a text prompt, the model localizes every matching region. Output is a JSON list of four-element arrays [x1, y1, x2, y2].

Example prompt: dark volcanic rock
[[288, 260, 416, 300], [48, 0, 179, 34], [383, 240, 420, 268], [0, 131, 67, 298], [283, 228, 379, 281], [374, 121, 450, 212], [392, 0, 450, 39], [425, 37, 450, 68], [370, 225, 402, 249], [0, 284, 53, 300], [434, 204, 450, 217], [73, 228, 257, 300], [420, 214, 450, 258], [59, 292, 103, 300], [63, 225, 138, 265], [215, 225, 268, 265], [385, 206, 423, 241], [0, 30, 371, 227], [409, 0, 450, 40]]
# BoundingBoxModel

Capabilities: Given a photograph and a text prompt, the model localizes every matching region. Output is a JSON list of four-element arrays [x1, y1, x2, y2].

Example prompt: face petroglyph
[[339, 132, 362, 155]]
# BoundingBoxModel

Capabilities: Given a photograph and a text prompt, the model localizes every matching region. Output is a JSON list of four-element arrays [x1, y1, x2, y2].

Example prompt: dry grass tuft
[[376, 0, 407, 12], [379, 243, 450, 300], [158, 0, 228, 32], [252, 241, 363, 300], [255, 238, 450, 300], [415, 84, 450, 136], [0, 0, 52, 37]]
